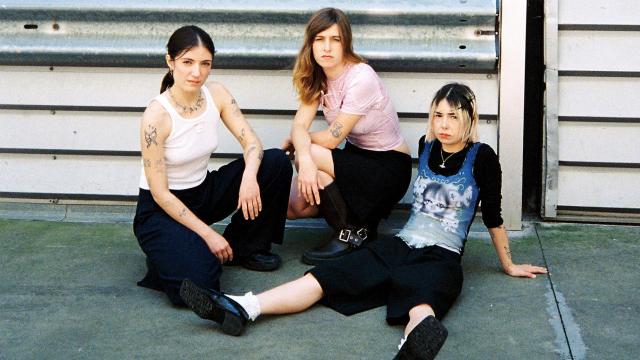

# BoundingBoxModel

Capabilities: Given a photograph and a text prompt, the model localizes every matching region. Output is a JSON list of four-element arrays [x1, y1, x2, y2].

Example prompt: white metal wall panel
[[558, 77, 640, 118], [0, 154, 232, 196], [558, 122, 640, 163], [557, 167, 640, 208], [544, 0, 640, 222], [0, 66, 499, 202], [0, 67, 499, 115], [0, 110, 498, 159], [559, 0, 640, 26], [559, 31, 640, 72]]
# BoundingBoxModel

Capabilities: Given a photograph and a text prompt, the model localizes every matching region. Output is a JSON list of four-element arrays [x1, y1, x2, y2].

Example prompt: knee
[[287, 199, 305, 219], [263, 148, 293, 178]]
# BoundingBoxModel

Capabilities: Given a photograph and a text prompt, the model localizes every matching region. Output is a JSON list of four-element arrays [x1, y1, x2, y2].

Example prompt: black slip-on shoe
[[301, 238, 351, 265], [241, 251, 281, 272], [179, 279, 249, 336], [394, 316, 448, 360]]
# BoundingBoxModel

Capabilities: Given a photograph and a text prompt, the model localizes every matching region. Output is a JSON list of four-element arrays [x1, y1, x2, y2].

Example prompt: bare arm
[[488, 225, 548, 278], [140, 103, 232, 263], [309, 111, 362, 149], [289, 101, 322, 205], [211, 82, 264, 220]]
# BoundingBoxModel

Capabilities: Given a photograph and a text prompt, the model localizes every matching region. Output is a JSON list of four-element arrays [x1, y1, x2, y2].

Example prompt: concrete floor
[[0, 213, 638, 359]]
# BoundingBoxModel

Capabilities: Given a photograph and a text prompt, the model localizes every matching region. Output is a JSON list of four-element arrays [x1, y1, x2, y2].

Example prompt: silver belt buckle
[[338, 229, 351, 243]]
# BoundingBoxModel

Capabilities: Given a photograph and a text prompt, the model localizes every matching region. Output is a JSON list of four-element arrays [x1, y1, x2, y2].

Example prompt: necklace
[[169, 88, 204, 116], [439, 147, 457, 168]]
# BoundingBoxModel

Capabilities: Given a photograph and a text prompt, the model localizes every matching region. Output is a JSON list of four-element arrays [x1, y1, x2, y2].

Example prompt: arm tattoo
[[504, 246, 512, 259], [143, 159, 151, 167], [330, 121, 344, 138], [238, 128, 246, 144], [178, 207, 187, 218], [231, 98, 242, 116], [245, 142, 263, 162], [246, 144, 257, 158], [144, 125, 158, 148], [153, 159, 165, 173]]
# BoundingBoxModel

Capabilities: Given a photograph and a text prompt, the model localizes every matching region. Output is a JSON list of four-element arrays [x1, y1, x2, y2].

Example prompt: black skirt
[[331, 141, 412, 224]]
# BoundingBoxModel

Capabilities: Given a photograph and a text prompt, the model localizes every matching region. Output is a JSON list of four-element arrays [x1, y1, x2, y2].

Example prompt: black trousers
[[309, 236, 463, 324], [133, 149, 292, 305]]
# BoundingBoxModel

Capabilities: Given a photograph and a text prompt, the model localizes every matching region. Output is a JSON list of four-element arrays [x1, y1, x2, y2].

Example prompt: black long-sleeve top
[[418, 136, 504, 228]]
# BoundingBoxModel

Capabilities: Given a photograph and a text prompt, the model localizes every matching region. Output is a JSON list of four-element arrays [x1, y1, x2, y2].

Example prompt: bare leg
[[287, 176, 319, 219], [309, 144, 335, 177], [257, 274, 324, 315], [405, 304, 436, 337]]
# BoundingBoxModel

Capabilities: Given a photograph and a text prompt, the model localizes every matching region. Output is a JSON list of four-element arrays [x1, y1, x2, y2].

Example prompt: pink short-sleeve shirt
[[321, 63, 405, 151]]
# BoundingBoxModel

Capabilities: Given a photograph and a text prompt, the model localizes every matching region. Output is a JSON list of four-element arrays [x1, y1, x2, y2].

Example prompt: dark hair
[[160, 25, 216, 93]]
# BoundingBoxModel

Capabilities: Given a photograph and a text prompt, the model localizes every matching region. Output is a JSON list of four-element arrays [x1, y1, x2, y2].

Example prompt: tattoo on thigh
[[330, 121, 344, 138], [144, 125, 158, 148]]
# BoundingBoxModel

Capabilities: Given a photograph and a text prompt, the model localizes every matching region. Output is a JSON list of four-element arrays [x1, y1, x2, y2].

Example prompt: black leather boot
[[302, 183, 368, 265]]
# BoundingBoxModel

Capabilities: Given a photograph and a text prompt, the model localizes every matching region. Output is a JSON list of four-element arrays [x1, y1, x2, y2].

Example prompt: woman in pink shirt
[[285, 8, 412, 264]]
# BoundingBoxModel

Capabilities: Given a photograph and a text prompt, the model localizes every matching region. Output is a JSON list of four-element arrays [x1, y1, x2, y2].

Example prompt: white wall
[[544, 0, 640, 220], [0, 66, 498, 203]]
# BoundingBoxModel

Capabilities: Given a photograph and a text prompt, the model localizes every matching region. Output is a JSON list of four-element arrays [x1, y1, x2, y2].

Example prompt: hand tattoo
[[144, 125, 158, 148], [330, 121, 344, 138]]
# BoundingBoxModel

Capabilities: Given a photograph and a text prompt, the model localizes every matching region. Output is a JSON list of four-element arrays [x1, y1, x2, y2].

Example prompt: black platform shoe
[[394, 316, 448, 360], [302, 226, 368, 265], [179, 279, 249, 336]]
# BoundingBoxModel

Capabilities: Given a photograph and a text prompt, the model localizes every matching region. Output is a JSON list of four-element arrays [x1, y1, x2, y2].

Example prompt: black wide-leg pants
[[133, 149, 292, 305]]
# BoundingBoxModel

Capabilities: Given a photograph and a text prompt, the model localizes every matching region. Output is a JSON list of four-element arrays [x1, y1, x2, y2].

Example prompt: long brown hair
[[293, 8, 365, 104]]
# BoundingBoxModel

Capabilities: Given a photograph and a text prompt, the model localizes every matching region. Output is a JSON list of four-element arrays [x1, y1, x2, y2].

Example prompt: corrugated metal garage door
[[0, 1, 528, 225]]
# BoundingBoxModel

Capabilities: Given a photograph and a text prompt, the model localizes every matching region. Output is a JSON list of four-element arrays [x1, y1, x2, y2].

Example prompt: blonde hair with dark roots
[[426, 83, 479, 144], [293, 7, 365, 104]]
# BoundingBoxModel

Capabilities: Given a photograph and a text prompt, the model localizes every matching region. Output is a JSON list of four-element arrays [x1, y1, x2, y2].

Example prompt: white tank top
[[139, 86, 220, 190]]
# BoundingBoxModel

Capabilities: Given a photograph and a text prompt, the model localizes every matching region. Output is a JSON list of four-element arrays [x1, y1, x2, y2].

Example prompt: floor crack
[[534, 223, 574, 360]]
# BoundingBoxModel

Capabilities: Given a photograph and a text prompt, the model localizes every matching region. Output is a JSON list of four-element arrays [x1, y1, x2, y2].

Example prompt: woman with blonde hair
[[179, 83, 547, 359], [284, 7, 413, 264]]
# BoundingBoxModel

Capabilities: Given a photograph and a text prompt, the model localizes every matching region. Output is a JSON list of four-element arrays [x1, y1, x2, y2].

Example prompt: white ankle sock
[[397, 336, 406, 350], [228, 292, 261, 321]]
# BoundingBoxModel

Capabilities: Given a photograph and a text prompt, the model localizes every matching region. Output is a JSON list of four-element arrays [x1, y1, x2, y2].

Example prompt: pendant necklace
[[439, 147, 457, 168], [169, 88, 204, 116]]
